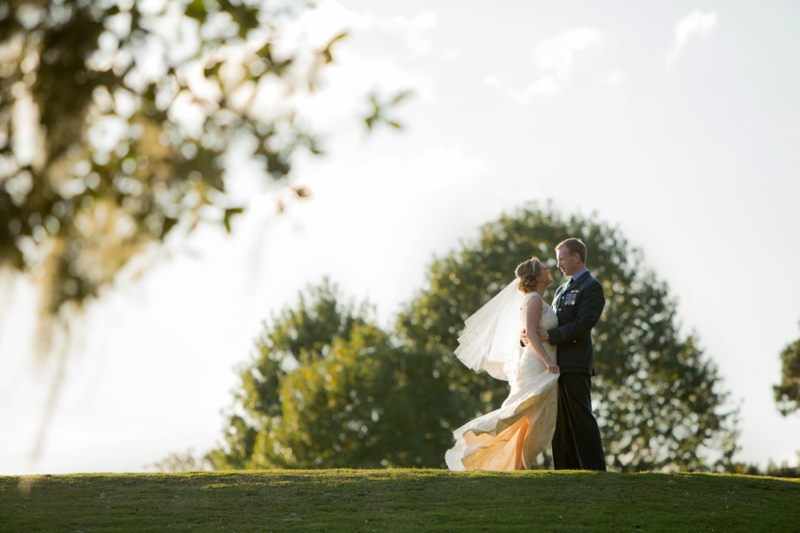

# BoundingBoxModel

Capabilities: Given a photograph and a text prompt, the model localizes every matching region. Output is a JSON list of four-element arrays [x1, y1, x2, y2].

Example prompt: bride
[[445, 257, 559, 470]]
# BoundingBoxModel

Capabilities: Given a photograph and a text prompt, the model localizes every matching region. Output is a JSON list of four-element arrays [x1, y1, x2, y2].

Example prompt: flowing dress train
[[445, 292, 559, 470]]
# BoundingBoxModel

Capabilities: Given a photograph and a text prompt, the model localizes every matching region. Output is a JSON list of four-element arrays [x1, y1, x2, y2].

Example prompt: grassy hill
[[2, 470, 799, 532]]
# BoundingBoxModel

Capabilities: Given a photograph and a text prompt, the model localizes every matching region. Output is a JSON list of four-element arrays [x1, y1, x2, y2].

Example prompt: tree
[[774, 326, 800, 416], [396, 203, 738, 472], [209, 279, 455, 469], [1, 0, 344, 324], [1, 0, 411, 334]]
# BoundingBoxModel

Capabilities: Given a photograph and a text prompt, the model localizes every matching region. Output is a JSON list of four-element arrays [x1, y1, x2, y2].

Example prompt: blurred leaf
[[162, 216, 179, 237], [184, 0, 207, 21], [223, 208, 244, 233], [391, 90, 413, 105], [292, 186, 311, 199], [362, 89, 413, 132], [204, 61, 221, 79], [319, 32, 347, 64]]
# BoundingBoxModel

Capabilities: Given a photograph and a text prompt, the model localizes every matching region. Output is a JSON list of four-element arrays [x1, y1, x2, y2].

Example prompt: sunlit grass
[[2, 469, 798, 532]]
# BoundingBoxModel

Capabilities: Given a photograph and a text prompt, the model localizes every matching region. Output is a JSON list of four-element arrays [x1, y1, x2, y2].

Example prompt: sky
[[2, 0, 800, 475]]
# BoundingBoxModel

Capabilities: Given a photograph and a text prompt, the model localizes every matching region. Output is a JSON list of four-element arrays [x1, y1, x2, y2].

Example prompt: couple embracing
[[445, 238, 606, 471]]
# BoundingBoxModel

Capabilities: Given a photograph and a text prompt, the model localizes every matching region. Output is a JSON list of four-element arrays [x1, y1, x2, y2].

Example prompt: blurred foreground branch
[[0, 0, 343, 338]]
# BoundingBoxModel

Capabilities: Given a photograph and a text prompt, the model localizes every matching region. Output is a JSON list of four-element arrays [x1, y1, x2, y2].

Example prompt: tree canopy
[[212, 204, 739, 472], [0, 0, 360, 326], [396, 204, 738, 471], [209, 280, 455, 469], [774, 326, 800, 416]]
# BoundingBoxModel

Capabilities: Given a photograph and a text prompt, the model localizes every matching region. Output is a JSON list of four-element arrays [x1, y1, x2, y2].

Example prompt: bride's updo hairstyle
[[515, 257, 541, 294]]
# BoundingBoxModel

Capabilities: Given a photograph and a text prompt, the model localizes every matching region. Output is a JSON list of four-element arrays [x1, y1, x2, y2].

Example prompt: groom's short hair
[[556, 238, 587, 264]]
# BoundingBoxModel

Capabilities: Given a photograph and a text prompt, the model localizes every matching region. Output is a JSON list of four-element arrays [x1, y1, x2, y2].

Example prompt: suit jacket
[[547, 271, 605, 375]]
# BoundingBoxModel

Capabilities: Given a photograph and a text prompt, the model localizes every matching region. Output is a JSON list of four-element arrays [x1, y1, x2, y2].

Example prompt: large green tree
[[774, 326, 800, 416], [396, 203, 738, 472], [210, 280, 455, 469]]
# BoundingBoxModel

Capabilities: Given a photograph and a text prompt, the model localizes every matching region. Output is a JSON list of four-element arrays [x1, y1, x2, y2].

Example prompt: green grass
[[2, 470, 799, 532]]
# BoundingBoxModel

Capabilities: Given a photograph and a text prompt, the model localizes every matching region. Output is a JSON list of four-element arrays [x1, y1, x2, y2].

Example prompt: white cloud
[[531, 27, 603, 81], [443, 47, 460, 60], [509, 76, 560, 103], [483, 75, 502, 88], [665, 10, 718, 71], [485, 27, 603, 103], [602, 68, 626, 85]]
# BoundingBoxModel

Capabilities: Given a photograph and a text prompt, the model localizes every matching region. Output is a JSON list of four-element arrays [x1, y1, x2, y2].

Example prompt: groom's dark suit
[[546, 270, 606, 471]]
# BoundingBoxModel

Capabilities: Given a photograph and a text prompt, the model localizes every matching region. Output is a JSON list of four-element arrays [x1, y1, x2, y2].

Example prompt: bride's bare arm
[[525, 294, 560, 374]]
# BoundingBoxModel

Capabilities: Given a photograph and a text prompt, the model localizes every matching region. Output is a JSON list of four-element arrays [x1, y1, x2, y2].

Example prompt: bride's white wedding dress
[[445, 291, 559, 470]]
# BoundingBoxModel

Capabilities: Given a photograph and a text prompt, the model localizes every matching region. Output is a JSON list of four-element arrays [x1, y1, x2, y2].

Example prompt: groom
[[534, 238, 606, 471]]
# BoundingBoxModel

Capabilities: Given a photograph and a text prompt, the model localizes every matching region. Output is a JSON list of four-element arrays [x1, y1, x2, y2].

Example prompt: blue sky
[[1, 0, 799, 474]]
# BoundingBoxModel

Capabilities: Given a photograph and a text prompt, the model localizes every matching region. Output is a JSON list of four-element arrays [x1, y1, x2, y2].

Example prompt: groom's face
[[557, 247, 580, 277]]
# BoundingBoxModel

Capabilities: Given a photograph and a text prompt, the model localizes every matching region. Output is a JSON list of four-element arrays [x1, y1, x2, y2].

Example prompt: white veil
[[453, 279, 523, 381]]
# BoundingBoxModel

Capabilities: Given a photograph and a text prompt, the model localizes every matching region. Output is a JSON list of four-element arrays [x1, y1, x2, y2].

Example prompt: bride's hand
[[545, 359, 560, 374]]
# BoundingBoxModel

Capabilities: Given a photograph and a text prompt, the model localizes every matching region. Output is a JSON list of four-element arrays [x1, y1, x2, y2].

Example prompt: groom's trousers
[[552, 373, 606, 471]]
